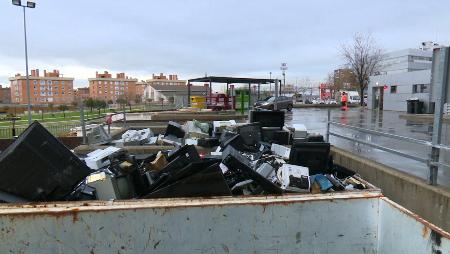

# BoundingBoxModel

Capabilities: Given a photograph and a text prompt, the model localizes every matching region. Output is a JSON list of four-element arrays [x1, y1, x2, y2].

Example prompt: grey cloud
[[1, 0, 450, 86]]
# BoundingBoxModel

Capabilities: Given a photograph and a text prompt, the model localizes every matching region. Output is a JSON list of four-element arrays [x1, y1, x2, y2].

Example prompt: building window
[[33, 80, 37, 85], [48, 80, 52, 85], [420, 84, 429, 93], [412, 84, 429, 93], [40, 80, 45, 85], [99, 81, 102, 85], [54, 81, 59, 85], [390, 85, 397, 94]]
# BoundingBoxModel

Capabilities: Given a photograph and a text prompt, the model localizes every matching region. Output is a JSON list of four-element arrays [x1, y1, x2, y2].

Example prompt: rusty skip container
[[0, 190, 449, 254]]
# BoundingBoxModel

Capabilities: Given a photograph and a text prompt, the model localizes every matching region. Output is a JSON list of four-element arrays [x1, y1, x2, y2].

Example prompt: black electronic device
[[236, 122, 261, 146], [249, 110, 284, 129], [0, 121, 93, 201], [272, 130, 291, 145], [220, 133, 255, 152], [164, 145, 201, 172], [222, 147, 283, 195], [289, 142, 331, 175], [197, 137, 220, 148], [165, 121, 185, 138], [144, 163, 231, 198], [307, 134, 324, 142]]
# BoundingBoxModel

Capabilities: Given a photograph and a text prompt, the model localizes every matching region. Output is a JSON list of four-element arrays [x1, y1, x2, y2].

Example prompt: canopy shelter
[[187, 76, 279, 108]]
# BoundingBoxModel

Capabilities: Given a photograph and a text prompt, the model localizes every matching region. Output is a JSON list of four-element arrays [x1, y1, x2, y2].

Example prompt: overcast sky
[[1, 0, 450, 88]]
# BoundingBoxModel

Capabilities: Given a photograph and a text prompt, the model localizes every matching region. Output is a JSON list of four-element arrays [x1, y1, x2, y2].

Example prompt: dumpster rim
[[0, 190, 382, 216]]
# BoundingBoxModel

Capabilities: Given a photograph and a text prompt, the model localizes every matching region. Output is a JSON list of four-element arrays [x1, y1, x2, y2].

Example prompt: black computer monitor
[[289, 142, 331, 175], [0, 121, 93, 201], [249, 110, 284, 129]]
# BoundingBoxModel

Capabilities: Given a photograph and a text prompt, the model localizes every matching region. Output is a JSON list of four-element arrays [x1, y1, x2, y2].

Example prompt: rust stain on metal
[[422, 226, 430, 238]]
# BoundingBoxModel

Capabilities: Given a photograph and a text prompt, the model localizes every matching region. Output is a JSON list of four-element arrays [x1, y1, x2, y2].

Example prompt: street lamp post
[[269, 72, 272, 96], [280, 63, 288, 96], [12, 0, 36, 125]]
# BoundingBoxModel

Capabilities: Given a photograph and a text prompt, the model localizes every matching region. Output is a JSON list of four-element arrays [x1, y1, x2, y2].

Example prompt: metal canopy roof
[[188, 76, 275, 84]]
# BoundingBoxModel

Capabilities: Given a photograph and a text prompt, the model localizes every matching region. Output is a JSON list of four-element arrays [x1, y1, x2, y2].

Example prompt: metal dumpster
[[0, 190, 448, 253]]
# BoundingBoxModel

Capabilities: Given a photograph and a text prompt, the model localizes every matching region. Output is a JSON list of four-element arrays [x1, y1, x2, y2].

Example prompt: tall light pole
[[12, 0, 36, 125], [269, 72, 272, 96], [280, 63, 288, 96]]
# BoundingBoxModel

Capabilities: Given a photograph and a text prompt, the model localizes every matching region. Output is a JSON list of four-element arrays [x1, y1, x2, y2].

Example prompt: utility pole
[[280, 63, 288, 96]]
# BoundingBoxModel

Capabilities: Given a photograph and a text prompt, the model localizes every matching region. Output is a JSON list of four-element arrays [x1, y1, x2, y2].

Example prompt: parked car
[[327, 99, 337, 105], [254, 96, 293, 111]]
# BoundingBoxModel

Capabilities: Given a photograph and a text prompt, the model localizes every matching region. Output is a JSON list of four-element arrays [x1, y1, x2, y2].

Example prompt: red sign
[[383, 85, 388, 90]]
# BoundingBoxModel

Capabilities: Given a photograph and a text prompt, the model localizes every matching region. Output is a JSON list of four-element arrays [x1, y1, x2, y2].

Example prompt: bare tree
[[341, 33, 383, 105]]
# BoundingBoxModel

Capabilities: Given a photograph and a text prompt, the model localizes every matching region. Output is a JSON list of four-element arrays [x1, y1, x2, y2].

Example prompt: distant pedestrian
[[341, 92, 348, 110]]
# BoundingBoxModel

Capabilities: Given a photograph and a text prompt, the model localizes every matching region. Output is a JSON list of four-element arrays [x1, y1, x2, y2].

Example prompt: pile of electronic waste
[[0, 110, 367, 203]]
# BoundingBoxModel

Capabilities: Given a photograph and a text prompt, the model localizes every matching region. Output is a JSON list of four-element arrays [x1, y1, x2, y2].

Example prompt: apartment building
[[146, 73, 186, 86], [135, 81, 147, 102], [88, 71, 138, 103], [9, 69, 74, 104], [0, 85, 11, 104], [74, 87, 90, 101], [333, 68, 357, 90]]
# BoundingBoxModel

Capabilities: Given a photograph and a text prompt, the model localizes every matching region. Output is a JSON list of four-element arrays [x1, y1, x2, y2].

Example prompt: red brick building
[[0, 85, 11, 104], [9, 69, 74, 104], [74, 87, 90, 102], [88, 71, 138, 103], [146, 73, 186, 86], [135, 81, 147, 103]]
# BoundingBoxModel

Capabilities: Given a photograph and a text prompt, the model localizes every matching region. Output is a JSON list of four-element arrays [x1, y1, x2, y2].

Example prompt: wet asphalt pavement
[[286, 108, 450, 187]]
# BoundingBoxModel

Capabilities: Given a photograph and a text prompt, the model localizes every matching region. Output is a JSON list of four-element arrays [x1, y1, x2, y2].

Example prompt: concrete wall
[[368, 69, 431, 111], [331, 146, 450, 232]]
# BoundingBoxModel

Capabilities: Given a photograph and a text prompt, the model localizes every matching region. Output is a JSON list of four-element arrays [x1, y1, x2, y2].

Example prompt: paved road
[[286, 108, 450, 187]]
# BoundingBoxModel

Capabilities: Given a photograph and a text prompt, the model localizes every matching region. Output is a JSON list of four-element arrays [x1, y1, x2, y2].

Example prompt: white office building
[[368, 43, 437, 111]]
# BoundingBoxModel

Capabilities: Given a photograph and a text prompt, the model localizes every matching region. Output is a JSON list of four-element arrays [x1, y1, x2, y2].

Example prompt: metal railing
[[0, 120, 83, 138], [326, 109, 450, 185]]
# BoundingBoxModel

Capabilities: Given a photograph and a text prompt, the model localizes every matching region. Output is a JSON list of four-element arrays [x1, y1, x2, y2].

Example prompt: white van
[[347, 91, 361, 104]]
